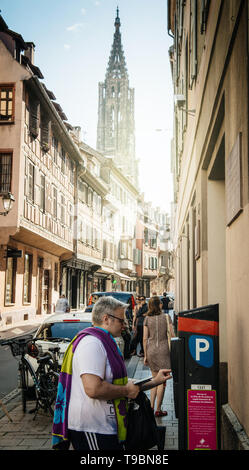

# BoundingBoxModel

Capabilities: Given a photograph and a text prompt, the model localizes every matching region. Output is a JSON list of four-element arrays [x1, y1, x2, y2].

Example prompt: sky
[[1, 0, 174, 214]]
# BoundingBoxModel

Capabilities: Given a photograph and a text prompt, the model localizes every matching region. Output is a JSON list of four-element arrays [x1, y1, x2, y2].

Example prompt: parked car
[[85, 291, 135, 316], [27, 311, 125, 375]]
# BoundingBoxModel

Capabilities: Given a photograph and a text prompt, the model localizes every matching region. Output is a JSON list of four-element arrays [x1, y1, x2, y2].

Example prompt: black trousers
[[69, 429, 124, 451], [130, 323, 144, 354]]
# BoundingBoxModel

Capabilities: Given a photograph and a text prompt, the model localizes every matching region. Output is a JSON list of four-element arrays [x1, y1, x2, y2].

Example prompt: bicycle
[[0, 335, 60, 419]]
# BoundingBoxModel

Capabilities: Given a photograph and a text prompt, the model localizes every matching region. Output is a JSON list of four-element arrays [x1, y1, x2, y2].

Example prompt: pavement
[[0, 355, 178, 451]]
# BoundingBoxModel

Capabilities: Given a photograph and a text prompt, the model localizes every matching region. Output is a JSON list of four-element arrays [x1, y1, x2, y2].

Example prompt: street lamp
[[0, 192, 15, 216]]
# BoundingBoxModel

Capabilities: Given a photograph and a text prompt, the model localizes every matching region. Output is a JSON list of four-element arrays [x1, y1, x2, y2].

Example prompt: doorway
[[71, 274, 78, 309], [43, 269, 50, 314], [207, 135, 227, 370]]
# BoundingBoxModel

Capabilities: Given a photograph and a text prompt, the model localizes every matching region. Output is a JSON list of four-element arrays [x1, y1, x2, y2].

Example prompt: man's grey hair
[[92, 296, 128, 325]]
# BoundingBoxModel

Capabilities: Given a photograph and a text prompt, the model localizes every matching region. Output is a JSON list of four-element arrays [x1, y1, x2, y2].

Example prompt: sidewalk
[[0, 356, 178, 451]]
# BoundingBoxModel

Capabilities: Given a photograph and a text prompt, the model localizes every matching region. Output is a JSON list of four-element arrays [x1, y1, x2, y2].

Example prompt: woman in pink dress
[[143, 296, 175, 416]]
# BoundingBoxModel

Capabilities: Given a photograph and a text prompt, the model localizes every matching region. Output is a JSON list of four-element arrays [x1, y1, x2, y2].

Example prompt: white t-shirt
[[68, 335, 117, 435], [55, 298, 69, 312]]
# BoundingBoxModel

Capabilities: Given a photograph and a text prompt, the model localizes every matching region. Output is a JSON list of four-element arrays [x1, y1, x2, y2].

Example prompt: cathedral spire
[[115, 6, 120, 31], [106, 7, 128, 80], [97, 9, 138, 187]]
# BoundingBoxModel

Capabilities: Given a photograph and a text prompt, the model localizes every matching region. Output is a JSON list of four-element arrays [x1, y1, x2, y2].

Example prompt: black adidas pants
[[69, 429, 124, 451]]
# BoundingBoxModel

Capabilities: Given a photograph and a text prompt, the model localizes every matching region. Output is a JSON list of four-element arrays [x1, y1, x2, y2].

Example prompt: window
[[0, 85, 14, 122], [61, 148, 66, 174], [54, 263, 58, 291], [40, 173, 45, 212], [70, 160, 74, 184], [52, 186, 57, 218], [88, 188, 93, 207], [78, 180, 86, 202], [52, 136, 58, 165], [23, 253, 32, 303], [144, 228, 149, 245], [26, 159, 35, 202], [5, 257, 17, 304], [0, 153, 12, 193], [29, 97, 40, 138], [60, 195, 65, 225], [40, 113, 51, 152], [97, 195, 102, 215], [69, 203, 73, 229]]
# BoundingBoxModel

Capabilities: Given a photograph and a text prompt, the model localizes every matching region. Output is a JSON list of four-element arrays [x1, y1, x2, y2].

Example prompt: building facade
[[0, 19, 84, 324], [135, 195, 173, 297], [0, 12, 173, 331], [168, 0, 249, 448]]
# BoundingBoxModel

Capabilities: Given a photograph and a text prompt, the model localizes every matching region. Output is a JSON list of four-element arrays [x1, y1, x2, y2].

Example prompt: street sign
[[5, 249, 23, 258]]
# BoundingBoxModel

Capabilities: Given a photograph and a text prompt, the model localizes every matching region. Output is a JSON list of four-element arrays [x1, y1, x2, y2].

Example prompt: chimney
[[24, 41, 35, 64], [72, 126, 81, 141]]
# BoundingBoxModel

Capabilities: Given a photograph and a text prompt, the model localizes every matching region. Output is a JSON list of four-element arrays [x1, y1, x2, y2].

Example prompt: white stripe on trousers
[[85, 432, 99, 450]]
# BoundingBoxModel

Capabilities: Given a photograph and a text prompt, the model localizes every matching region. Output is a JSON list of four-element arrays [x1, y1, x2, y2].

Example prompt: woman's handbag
[[125, 391, 162, 450], [165, 314, 172, 349]]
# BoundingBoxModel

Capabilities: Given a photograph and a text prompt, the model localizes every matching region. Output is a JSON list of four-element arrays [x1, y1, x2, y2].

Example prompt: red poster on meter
[[187, 389, 217, 450]]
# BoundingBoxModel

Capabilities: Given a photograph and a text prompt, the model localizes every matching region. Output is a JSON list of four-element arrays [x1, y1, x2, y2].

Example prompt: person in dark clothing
[[130, 296, 148, 357], [161, 292, 170, 313]]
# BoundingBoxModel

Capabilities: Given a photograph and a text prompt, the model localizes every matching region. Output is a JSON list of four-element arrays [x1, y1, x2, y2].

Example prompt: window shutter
[[41, 114, 51, 152], [34, 168, 40, 205], [29, 98, 40, 138]]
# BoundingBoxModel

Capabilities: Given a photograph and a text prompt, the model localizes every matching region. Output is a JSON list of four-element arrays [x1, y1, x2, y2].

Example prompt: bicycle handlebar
[[0, 335, 33, 346]]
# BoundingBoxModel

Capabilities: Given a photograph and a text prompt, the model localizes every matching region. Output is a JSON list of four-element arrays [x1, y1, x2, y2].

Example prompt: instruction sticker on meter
[[188, 335, 214, 368], [187, 389, 217, 450]]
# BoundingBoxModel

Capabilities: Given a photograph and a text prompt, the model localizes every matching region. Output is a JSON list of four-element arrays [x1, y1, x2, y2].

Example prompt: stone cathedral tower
[[97, 8, 138, 187]]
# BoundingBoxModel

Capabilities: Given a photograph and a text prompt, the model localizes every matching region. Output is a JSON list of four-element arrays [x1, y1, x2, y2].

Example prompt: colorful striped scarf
[[52, 327, 128, 449]]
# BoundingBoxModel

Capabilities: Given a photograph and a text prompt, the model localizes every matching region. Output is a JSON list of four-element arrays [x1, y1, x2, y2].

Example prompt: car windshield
[[89, 292, 132, 304], [36, 321, 92, 341]]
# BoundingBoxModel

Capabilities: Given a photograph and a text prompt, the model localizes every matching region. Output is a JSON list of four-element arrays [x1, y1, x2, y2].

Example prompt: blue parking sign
[[188, 335, 214, 368]]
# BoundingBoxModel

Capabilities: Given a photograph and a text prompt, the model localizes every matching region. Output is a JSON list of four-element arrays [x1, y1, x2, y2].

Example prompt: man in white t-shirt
[[55, 294, 70, 313], [67, 296, 171, 450]]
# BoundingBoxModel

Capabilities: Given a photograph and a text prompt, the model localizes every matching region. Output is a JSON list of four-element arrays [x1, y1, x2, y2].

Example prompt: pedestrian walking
[[161, 292, 170, 313], [52, 296, 171, 450], [129, 296, 141, 356], [55, 294, 70, 313], [143, 296, 175, 417], [130, 296, 148, 357]]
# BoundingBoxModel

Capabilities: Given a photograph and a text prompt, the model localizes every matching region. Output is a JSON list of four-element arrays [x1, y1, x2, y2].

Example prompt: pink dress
[[144, 313, 171, 372]]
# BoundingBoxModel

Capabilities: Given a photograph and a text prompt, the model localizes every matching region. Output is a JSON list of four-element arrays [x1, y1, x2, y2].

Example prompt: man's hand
[[154, 369, 172, 385], [139, 369, 172, 392], [125, 380, 140, 399]]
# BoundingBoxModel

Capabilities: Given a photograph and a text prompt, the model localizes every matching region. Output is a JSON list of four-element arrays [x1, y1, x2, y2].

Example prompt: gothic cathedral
[[96, 8, 139, 187]]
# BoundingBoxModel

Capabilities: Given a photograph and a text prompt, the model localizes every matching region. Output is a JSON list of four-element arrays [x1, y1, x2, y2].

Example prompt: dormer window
[[0, 84, 15, 123]]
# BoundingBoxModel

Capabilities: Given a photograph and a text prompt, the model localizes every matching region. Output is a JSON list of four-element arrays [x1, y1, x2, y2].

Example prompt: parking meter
[[170, 304, 220, 450]]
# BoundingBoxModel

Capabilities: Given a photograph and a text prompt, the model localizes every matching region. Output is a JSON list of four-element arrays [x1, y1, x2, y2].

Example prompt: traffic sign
[[188, 334, 214, 368]]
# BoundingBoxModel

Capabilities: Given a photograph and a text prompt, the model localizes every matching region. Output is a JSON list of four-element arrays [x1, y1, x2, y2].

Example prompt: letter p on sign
[[195, 338, 209, 361], [189, 335, 214, 368]]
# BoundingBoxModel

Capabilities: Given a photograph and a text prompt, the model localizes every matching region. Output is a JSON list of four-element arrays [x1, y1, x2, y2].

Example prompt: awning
[[114, 270, 131, 280], [96, 266, 115, 275]]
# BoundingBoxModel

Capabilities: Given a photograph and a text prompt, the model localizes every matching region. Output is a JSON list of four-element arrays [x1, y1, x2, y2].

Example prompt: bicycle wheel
[[19, 361, 32, 413], [35, 365, 58, 415]]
